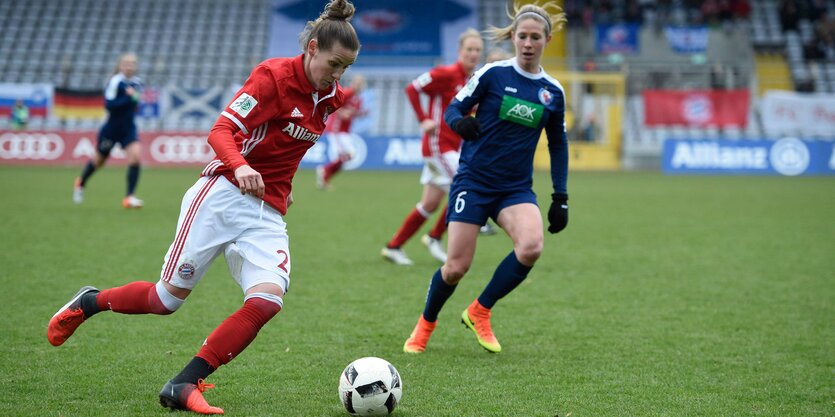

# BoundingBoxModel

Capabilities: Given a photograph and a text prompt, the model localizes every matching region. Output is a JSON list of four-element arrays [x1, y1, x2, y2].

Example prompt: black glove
[[547, 193, 568, 234], [452, 116, 481, 141]]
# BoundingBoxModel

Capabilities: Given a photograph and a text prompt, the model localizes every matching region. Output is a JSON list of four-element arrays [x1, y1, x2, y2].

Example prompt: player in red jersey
[[381, 29, 484, 266], [316, 74, 367, 189], [46, 1, 359, 414]]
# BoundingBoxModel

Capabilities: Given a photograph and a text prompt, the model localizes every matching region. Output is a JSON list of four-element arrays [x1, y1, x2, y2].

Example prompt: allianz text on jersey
[[662, 138, 835, 176]]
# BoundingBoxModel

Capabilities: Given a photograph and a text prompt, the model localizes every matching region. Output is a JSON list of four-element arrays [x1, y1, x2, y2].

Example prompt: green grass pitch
[[0, 165, 832, 416]]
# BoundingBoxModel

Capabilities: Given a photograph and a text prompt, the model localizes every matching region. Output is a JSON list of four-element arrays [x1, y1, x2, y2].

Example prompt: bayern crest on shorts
[[538, 88, 553, 105], [177, 260, 196, 280]]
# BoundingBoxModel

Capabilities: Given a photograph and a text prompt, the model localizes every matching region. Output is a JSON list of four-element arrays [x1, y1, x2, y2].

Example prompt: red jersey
[[202, 54, 345, 215], [325, 87, 363, 133], [405, 61, 468, 157]]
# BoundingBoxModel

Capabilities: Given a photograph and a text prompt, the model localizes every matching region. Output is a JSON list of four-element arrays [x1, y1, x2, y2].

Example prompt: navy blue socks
[[126, 163, 140, 195], [422, 268, 457, 322], [477, 251, 532, 309]]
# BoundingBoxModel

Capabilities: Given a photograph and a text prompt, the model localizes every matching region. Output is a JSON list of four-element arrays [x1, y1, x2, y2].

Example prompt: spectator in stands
[[701, 0, 720, 26], [72, 52, 144, 208], [807, 0, 828, 23], [47, 0, 360, 414], [805, 16, 835, 62], [624, 0, 644, 24], [779, 0, 801, 32], [10, 99, 28, 130], [731, 0, 751, 20], [316, 74, 367, 189], [380, 28, 484, 266]]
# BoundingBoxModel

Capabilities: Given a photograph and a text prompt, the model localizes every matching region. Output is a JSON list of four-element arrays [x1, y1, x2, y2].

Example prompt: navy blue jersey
[[101, 73, 142, 140], [445, 58, 568, 194]]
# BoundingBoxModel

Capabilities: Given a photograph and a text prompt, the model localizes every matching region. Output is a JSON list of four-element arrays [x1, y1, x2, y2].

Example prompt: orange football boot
[[403, 316, 437, 353], [159, 379, 224, 415]]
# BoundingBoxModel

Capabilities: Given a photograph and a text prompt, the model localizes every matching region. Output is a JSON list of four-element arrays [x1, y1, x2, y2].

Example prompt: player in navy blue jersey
[[404, 0, 570, 354], [73, 53, 145, 208]]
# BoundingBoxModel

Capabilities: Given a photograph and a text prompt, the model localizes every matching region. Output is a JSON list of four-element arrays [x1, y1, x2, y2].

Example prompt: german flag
[[53, 87, 105, 119]]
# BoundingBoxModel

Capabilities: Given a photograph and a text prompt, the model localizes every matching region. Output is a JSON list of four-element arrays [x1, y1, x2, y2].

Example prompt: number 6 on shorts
[[454, 191, 468, 213]]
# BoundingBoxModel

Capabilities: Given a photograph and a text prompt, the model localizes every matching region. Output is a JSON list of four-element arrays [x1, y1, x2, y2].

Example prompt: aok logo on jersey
[[499, 95, 544, 128]]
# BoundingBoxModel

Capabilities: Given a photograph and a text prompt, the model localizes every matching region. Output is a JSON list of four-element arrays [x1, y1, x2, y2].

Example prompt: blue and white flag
[[596, 23, 640, 54], [664, 26, 709, 54]]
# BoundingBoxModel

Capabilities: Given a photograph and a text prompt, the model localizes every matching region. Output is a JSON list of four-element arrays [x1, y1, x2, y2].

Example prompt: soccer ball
[[338, 357, 403, 416]]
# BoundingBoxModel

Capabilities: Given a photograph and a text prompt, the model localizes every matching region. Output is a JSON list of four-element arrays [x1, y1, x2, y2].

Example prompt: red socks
[[96, 281, 172, 315], [197, 297, 281, 369], [387, 208, 429, 248], [323, 160, 343, 181], [428, 203, 448, 240]]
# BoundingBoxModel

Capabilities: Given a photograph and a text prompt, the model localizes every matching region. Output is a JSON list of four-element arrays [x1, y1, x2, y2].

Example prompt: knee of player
[[418, 200, 441, 214], [443, 262, 470, 284], [515, 240, 543, 264]]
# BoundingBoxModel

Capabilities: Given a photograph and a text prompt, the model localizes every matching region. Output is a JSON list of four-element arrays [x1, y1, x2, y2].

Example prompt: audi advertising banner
[[0, 131, 215, 166], [662, 138, 835, 176], [0, 130, 426, 170]]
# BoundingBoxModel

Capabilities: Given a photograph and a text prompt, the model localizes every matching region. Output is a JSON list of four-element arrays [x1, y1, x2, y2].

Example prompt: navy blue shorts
[[446, 183, 538, 226], [97, 128, 138, 157]]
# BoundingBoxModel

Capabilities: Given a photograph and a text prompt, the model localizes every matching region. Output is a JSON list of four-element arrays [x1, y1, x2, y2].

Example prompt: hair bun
[[325, 0, 355, 21]]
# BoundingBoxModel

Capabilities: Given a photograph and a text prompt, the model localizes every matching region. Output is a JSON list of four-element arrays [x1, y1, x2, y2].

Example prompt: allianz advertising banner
[[300, 134, 423, 171], [662, 138, 835, 176]]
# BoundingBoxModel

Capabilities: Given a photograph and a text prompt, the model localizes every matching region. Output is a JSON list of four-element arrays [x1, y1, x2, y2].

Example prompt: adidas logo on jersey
[[291, 107, 303, 118], [282, 122, 321, 143]]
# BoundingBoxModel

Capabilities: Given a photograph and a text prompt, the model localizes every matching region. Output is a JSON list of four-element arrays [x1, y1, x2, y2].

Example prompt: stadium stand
[[0, 0, 269, 89]]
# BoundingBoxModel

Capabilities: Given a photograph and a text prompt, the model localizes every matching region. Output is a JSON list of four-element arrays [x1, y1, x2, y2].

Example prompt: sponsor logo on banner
[[300, 135, 423, 170], [0, 132, 64, 160], [150, 136, 215, 163], [663, 138, 834, 176], [383, 138, 423, 165], [0, 130, 215, 166], [769, 138, 810, 176], [669, 141, 768, 170]]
